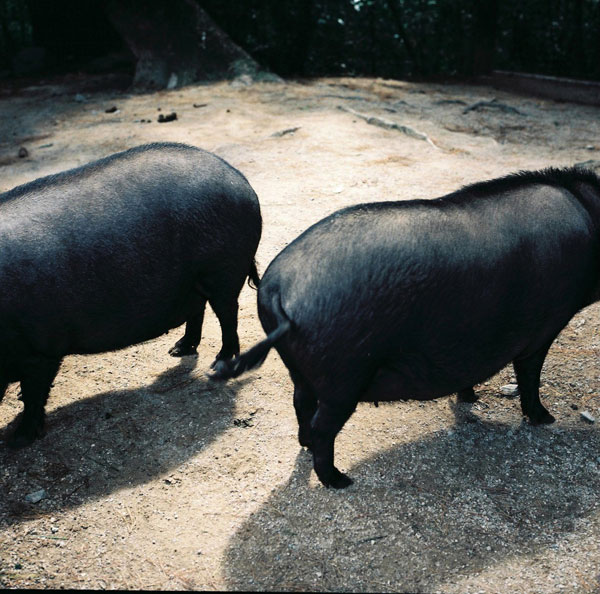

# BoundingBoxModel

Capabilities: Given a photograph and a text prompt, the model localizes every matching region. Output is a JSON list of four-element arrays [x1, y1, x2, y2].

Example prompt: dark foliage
[[0, 0, 599, 80]]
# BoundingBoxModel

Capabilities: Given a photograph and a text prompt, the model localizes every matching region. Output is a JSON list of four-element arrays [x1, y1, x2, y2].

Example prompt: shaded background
[[0, 0, 599, 87]]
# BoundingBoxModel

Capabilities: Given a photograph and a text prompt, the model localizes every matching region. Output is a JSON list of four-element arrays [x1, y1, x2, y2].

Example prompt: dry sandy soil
[[1, 73, 600, 592]]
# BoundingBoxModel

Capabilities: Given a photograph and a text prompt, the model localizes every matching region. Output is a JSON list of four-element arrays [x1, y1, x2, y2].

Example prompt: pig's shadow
[[224, 411, 600, 592], [0, 357, 248, 522]]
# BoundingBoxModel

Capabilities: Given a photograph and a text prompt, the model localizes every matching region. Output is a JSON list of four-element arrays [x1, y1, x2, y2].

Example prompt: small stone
[[18, 147, 28, 158], [157, 112, 177, 123], [74, 93, 86, 102], [271, 127, 300, 138], [575, 159, 600, 172], [25, 488, 47, 504], [500, 384, 519, 397], [571, 403, 579, 410], [580, 411, 595, 423], [105, 106, 118, 113], [166, 72, 178, 89]]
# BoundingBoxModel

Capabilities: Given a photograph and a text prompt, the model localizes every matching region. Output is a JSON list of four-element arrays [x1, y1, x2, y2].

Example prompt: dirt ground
[[1, 73, 600, 592]]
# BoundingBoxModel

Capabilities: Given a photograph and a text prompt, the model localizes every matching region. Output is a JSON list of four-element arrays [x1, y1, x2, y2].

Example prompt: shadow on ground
[[224, 411, 600, 592], [0, 358, 247, 524]]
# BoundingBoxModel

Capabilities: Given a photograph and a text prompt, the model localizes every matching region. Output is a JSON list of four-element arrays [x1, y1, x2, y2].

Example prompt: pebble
[[25, 488, 47, 504], [157, 112, 177, 123], [500, 383, 519, 397], [580, 411, 595, 423]]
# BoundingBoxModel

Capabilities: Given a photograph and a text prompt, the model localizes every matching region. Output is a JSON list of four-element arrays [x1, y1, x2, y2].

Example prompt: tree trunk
[[105, 0, 268, 89]]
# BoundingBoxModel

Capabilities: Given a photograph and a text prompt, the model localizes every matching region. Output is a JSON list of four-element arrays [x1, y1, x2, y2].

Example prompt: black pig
[[0, 142, 261, 447], [213, 167, 600, 488]]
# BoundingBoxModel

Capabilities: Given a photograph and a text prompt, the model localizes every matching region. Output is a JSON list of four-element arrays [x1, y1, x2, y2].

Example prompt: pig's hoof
[[211, 350, 239, 369], [457, 387, 478, 403], [298, 431, 312, 450], [168, 341, 197, 357], [528, 408, 556, 425], [208, 359, 230, 380], [319, 468, 353, 489], [7, 425, 40, 449], [210, 354, 237, 370]]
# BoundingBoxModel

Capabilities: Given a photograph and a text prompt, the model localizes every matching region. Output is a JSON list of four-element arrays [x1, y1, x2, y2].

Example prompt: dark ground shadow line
[[223, 407, 600, 593], [0, 357, 252, 525]]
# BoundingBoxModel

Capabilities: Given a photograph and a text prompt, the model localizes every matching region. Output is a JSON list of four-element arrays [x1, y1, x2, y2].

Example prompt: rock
[[157, 112, 177, 123], [167, 73, 178, 89], [105, 106, 119, 113], [500, 383, 519, 397], [574, 159, 600, 173], [228, 58, 283, 85], [571, 403, 579, 410], [271, 127, 300, 138], [580, 410, 595, 423], [74, 93, 87, 103], [18, 147, 28, 158], [230, 74, 253, 88], [25, 488, 47, 504]]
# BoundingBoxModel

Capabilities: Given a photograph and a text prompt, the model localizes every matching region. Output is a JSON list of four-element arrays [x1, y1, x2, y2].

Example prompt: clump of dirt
[[0, 74, 599, 591]]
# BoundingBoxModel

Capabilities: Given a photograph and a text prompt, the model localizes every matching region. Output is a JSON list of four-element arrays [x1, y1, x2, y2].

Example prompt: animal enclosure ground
[[1, 74, 600, 592]]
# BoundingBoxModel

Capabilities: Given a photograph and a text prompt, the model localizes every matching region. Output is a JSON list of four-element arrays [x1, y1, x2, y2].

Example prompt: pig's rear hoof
[[168, 342, 198, 357], [318, 468, 353, 489], [457, 387, 478, 403], [210, 350, 239, 370], [528, 408, 556, 425], [209, 359, 231, 380], [7, 425, 41, 449], [298, 432, 313, 450]]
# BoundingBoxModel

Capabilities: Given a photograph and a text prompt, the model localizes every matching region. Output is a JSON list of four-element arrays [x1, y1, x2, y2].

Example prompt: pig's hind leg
[[208, 295, 240, 368], [8, 357, 61, 448], [291, 374, 318, 449], [310, 398, 357, 489], [169, 298, 208, 357], [513, 342, 555, 425], [457, 387, 478, 403]]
